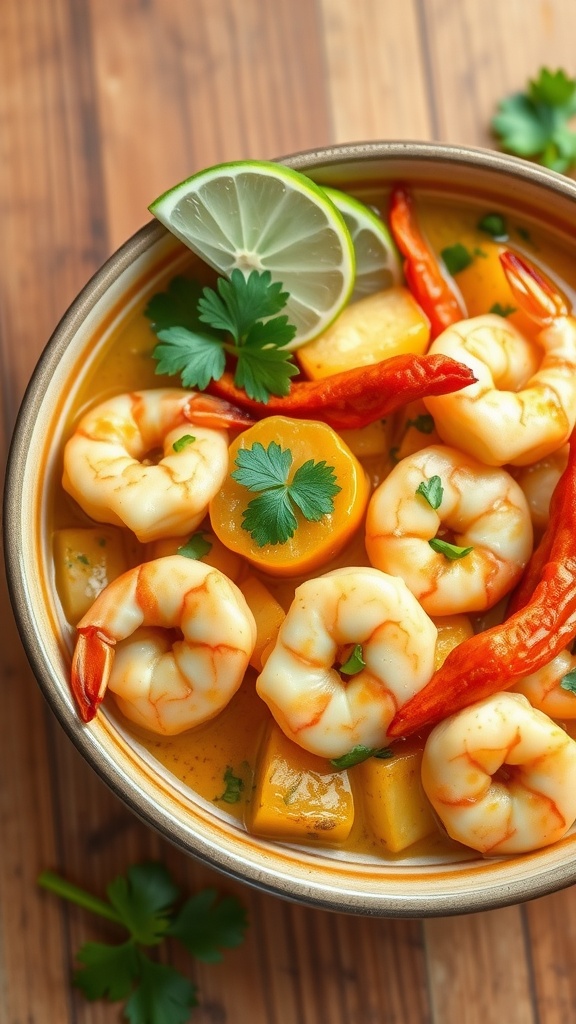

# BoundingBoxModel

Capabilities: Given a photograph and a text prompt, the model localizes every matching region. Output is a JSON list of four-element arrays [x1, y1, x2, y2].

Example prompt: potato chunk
[[250, 724, 354, 843], [53, 527, 129, 624], [297, 287, 430, 380], [357, 743, 436, 853]]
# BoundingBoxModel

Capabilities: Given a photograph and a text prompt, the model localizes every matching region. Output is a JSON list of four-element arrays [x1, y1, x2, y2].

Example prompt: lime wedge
[[323, 187, 402, 301], [149, 161, 356, 348]]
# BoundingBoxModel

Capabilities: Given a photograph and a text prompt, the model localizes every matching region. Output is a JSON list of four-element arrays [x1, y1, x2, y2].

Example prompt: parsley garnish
[[232, 441, 341, 547], [38, 863, 247, 1024], [173, 434, 196, 452], [147, 271, 299, 403], [492, 68, 576, 172], [339, 644, 366, 676], [478, 213, 508, 240], [560, 669, 576, 694], [177, 532, 213, 560], [489, 303, 517, 317], [429, 538, 473, 560], [330, 745, 394, 770], [441, 243, 473, 276], [217, 766, 244, 804], [416, 475, 443, 510]]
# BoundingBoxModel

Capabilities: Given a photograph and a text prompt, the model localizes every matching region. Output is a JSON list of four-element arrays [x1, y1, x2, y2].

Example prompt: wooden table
[[3, 2, 576, 1021]]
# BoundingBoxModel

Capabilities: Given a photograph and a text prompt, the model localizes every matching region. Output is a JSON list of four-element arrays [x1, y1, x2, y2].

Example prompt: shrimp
[[71, 555, 257, 734], [423, 252, 576, 466], [255, 566, 437, 759], [511, 648, 576, 720], [62, 388, 253, 543], [515, 443, 569, 533], [365, 444, 533, 616], [421, 692, 576, 854]]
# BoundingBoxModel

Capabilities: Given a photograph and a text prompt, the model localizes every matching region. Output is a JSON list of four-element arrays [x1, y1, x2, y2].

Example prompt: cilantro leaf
[[168, 889, 248, 963], [235, 330, 299, 403], [106, 863, 179, 946], [177, 532, 213, 559], [416, 475, 444, 510], [428, 538, 473, 560], [560, 669, 576, 694], [330, 744, 393, 770], [441, 243, 473, 276], [289, 459, 341, 520], [477, 213, 508, 239], [198, 269, 291, 343], [492, 68, 576, 172], [144, 277, 205, 333], [125, 954, 198, 1024], [339, 644, 366, 676], [232, 441, 340, 547], [216, 766, 245, 804], [489, 303, 517, 317], [74, 940, 138, 1001], [153, 327, 226, 390]]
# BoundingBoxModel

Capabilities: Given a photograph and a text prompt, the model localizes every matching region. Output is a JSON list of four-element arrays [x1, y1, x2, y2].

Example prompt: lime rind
[[149, 160, 356, 347], [322, 186, 402, 301]]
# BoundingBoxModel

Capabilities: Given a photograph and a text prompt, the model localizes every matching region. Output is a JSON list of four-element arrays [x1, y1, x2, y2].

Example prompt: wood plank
[[320, 0, 433, 142], [89, 0, 333, 250], [525, 890, 576, 1024], [424, 908, 536, 1024]]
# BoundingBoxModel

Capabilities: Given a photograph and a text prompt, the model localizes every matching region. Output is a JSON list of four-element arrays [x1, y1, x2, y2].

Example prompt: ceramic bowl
[[6, 141, 576, 917]]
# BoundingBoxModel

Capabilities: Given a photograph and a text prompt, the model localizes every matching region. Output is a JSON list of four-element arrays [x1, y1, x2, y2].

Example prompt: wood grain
[[3, 1, 576, 1022]]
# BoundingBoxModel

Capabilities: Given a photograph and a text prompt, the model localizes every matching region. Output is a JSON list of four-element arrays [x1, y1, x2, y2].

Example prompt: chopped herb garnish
[[148, 270, 299, 403], [217, 766, 244, 804], [441, 243, 474, 276], [492, 67, 576, 172], [232, 441, 341, 547], [473, 247, 488, 259], [478, 213, 508, 239], [330, 744, 393, 770], [429, 538, 474, 560], [38, 862, 247, 1024], [76, 554, 90, 565], [560, 669, 576, 694], [339, 644, 366, 676], [173, 434, 196, 452], [406, 413, 435, 434], [416, 475, 444, 510], [177, 532, 213, 560], [489, 303, 517, 317]]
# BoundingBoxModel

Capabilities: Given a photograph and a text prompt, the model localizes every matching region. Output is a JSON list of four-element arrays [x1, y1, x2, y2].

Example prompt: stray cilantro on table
[[492, 67, 576, 173], [146, 270, 299, 403], [416, 475, 444, 510], [330, 744, 394, 770], [38, 863, 247, 1024], [232, 440, 341, 547], [339, 644, 366, 676]]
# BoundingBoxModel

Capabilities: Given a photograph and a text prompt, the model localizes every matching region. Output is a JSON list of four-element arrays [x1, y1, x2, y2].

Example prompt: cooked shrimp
[[63, 389, 252, 543], [424, 252, 576, 466], [421, 692, 576, 854], [255, 566, 437, 759], [515, 443, 569, 533], [511, 648, 576, 720], [365, 444, 533, 616], [71, 555, 257, 734]]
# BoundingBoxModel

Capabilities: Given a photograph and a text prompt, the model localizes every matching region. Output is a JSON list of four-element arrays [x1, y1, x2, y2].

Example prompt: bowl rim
[[6, 139, 576, 917]]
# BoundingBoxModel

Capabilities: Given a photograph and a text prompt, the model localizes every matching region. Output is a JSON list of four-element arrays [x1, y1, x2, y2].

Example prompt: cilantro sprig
[[146, 271, 299, 403], [232, 440, 341, 547], [38, 863, 247, 1024], [492, 68, 576, 172]]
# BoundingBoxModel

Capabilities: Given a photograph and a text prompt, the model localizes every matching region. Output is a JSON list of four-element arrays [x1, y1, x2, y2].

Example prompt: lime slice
[[323, 187, 402, 301], [149, 160, 356, 348]]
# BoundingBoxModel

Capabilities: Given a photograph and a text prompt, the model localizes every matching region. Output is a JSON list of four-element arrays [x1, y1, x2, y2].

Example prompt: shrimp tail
[[500, 250, 569, 325], [184, 392, 255, 430], [71, 627, 116, 722]]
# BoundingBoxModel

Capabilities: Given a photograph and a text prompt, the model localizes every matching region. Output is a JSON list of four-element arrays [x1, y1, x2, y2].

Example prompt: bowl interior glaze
[[6, 141, 576, 917]]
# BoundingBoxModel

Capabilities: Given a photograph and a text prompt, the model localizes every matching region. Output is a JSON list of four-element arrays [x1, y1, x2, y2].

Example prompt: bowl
[[6, 140, 576, 917]]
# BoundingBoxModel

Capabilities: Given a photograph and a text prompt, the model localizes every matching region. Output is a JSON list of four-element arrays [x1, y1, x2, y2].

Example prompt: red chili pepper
[[389, 185, 465, 338], [206, 353, 476, 431], [387, 429, 576, 738]]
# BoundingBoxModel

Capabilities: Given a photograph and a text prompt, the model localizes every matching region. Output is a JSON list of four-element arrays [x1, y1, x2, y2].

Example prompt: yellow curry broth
[[52, 188, 576, 861]]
